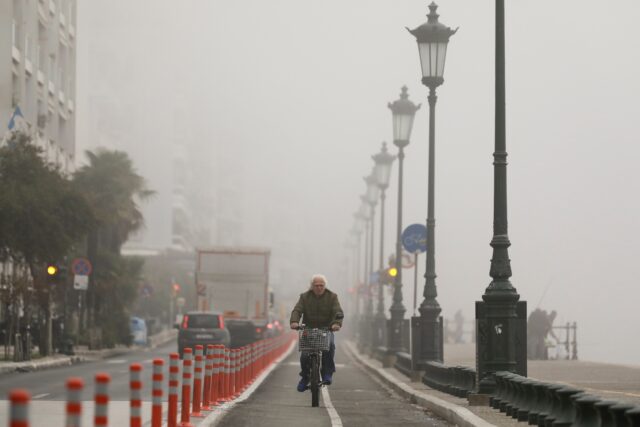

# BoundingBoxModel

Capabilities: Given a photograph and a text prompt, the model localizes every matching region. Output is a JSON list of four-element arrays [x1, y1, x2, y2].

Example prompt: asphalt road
[[0, 340, 177, 401], [212, 340, 452, 427]]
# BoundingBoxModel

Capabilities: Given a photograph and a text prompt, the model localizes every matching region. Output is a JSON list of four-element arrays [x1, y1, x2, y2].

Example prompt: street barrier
[[65, 378, 83, 427], [202, 345, 213, 410], [488, 371, 640, 426], [130, 363, 143, 427], [9, 389, 29, 427], [192, 345, 204, 417], [168, 353, 180, 427], [4, 333, 296, 427], [151, 359, 164, 427], [180, 347, 194, 427], [94, 373, 110, 427]]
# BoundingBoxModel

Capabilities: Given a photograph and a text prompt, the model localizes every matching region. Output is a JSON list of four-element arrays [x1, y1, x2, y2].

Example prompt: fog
[[76, 1, 640, 365]]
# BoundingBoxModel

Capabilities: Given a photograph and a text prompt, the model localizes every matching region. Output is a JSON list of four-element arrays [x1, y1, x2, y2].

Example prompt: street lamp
[[372, 142, 396, 354], [385, 86, 420, 366], [408, 2, 457, 367], [356, 196, 372, 351], [475, 0, 526, 394], [362, 171, 379, 352]]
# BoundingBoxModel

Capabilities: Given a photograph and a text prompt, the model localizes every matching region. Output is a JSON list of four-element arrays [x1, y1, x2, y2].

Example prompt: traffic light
[[380, 267, 398, 285], [46, 264, 58, 276], [45, 262, 67, 285], [171, 282, 181, 297]]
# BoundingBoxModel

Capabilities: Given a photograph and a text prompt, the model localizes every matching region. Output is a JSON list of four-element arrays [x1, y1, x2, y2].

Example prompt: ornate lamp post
[[356, 196, 372, 350], [349, 222, 364, 336], [475, 0, 526, 395], [408, 2, 457, 367], [371, 143, 396, 353], [385, 86, 420, 366], [362, 171, 380, 352]]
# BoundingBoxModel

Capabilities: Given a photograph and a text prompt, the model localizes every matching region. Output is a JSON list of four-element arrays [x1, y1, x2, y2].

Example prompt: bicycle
[[296, 325, 330, 407]]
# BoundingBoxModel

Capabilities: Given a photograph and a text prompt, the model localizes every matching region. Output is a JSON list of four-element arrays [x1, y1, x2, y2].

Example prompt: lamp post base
[[475, 297, 527, 394], [411, 311, 443, 369]]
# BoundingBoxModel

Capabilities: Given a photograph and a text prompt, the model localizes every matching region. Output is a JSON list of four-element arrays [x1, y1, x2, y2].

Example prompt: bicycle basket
[[298, 328, 330, 352]]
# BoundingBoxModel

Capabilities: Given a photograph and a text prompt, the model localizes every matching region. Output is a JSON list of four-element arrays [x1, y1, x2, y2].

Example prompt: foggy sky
[[76, 1, 640, 365]]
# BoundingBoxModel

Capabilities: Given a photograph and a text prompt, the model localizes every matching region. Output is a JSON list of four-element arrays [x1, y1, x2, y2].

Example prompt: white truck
[[196, 247, 277, 347]]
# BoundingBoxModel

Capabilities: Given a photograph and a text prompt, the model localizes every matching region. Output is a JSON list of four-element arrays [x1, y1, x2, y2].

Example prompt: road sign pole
[[413, 253, 418, 315]]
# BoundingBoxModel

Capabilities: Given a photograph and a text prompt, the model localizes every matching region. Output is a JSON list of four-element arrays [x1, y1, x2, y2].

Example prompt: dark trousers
[[299, 332, 335, 379]]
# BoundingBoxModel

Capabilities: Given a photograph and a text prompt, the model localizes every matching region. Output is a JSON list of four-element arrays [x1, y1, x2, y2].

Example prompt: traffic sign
[[402, 223, 427, 254], [71, 257, 93, 276], [73, 274, 89, 290]]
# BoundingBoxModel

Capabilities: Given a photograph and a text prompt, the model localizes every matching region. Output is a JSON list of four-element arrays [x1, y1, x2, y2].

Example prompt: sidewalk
[[0, 328, 177, 375], [345, 341, 640, 427]]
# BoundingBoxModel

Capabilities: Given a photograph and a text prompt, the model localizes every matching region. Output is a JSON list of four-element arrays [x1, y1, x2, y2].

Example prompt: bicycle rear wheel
[[310, 354, 320, 407]]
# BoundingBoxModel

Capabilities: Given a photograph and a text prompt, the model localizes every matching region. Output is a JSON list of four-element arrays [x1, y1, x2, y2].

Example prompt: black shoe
[[297, 377, 309, 392], [322, 373, 332, 385]]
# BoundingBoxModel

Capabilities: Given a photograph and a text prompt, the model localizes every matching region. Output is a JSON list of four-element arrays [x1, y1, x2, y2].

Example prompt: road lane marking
[[322, 387, 343, 427], [106, 359, 127, 364], [33, 393, 49, 399]]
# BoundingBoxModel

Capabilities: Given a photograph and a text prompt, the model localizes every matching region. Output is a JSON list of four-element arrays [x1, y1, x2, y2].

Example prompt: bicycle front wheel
[[310, 354, 320, 407]]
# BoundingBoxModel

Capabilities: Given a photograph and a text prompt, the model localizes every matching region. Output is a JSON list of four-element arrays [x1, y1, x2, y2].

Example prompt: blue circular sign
[[402, 223, 427, 254]]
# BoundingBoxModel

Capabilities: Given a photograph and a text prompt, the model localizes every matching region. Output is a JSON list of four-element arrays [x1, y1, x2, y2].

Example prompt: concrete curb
[[0, 355, 83, 375], [344, 341, 496, 427], [0, 328, 177, 376]]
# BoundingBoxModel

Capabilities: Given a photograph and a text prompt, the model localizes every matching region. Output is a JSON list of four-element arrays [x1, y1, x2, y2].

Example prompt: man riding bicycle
[[290, 274, 344, 392]]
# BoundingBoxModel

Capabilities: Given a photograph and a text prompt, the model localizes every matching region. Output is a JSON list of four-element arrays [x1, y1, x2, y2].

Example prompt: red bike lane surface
[[212, 342, 451, 427]]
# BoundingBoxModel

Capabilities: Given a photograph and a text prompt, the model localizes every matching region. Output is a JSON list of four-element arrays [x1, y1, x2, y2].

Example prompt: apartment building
[[0, 0, 76, 171]]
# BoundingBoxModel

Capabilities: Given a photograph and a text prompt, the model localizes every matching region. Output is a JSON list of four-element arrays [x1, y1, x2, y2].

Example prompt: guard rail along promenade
[[392, 352, 640, 426], [5, 333, 294, 427]]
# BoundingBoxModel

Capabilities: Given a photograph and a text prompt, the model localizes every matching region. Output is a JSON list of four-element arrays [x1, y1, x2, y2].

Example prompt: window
[[12, 20, 18, 47], [185, 314, 221, 329]]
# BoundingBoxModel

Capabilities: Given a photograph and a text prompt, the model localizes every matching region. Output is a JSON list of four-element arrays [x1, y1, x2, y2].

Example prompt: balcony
[[67, 99, 74, 112], [59, 13, 66, 28], [37, 70, 45, 85], [48, 80, 55, 95], [25, 59, 33, 75], [49, 0, 56, 15], [12, 46, 21, 63], [58, 90, 65, 105], [69, 24, 75, 39]]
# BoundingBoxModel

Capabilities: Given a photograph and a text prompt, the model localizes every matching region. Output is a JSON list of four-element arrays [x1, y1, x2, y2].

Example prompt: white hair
[[309, 274, 328, 287]]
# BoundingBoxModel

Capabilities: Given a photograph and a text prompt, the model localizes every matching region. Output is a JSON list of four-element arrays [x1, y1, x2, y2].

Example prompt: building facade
[[0, 0, 76, 171]]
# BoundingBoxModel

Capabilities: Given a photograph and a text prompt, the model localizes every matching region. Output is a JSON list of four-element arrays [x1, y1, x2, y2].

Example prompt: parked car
[[177, 311, 230, 358]]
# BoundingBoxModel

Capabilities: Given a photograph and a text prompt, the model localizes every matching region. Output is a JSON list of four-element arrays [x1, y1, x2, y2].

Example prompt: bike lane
[[212, 337, 452, 427]]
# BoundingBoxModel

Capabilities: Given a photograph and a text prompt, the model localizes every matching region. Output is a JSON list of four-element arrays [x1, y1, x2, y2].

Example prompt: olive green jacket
[[289, 288, 344, 329]]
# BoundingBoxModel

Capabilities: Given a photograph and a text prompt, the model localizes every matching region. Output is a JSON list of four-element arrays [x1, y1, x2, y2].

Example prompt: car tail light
[[182, 315, 189, 329], [266, 323, 273, 329], [218, 315, 224, 329], [255, 327, 262, 334]]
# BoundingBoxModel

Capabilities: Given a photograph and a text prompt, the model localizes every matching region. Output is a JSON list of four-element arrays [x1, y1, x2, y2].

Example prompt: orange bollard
[[222, 347, 230, 401], [95, 373, 110, 427], [210, 345, 223, 404], [229, 349, 236, 398], [9, 389, 30, 427], [202, 345, 213, 410], [168, 353, 180, 427], [130, 363, 143, 427], [179, 348, 194, 427], [65, 378, 83, 427], [152, 359, 164, 427], [192, 345, 204, 417], [234, 348, 242, 395]]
